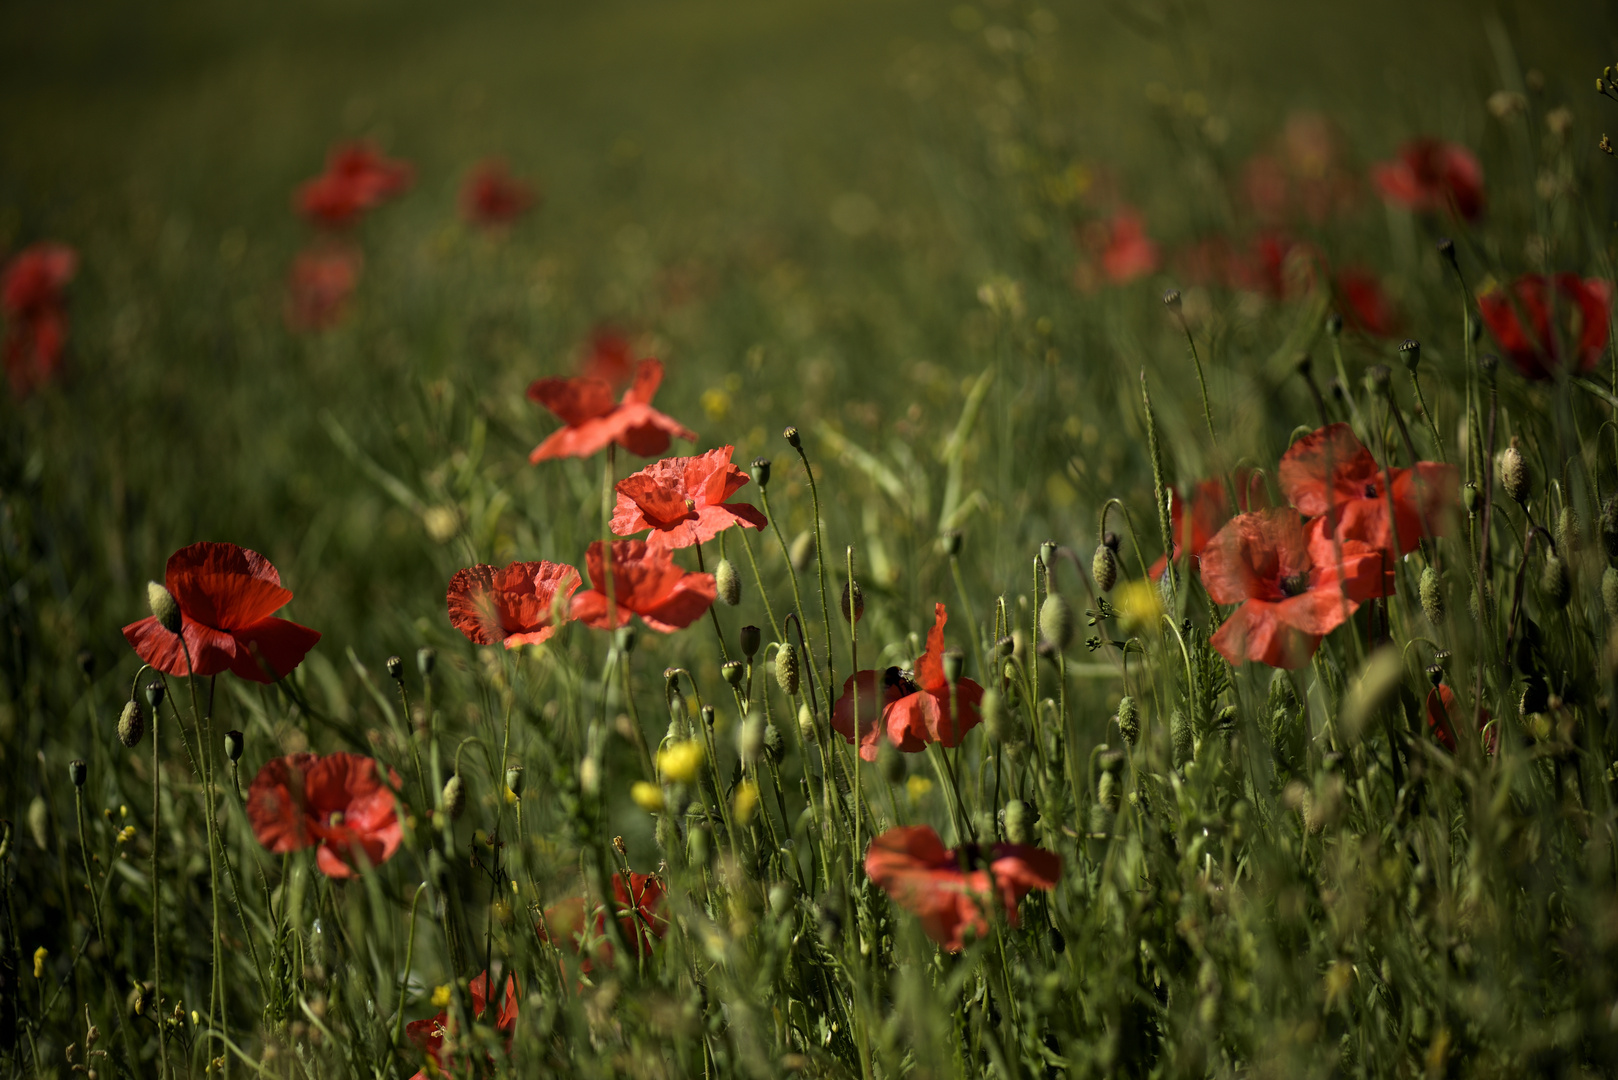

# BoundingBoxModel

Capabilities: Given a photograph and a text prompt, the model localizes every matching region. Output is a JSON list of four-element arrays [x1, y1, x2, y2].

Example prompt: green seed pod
[[840, 580, 864, 624], [442, 774, 466, 821], [1039, 540, 1059, 571], [982, 687, 1006, 741], [1462, 483, 1480, 516], [721, 660, 745, 689], [775, 642, 800, 696], [1004, 799, 1031, 845], [385, 655, 404, 681], [68, 759, 87, 789], [1171, 708, 1193, 768], [1092, 544, 1118, 592], [1419, 566, 1444, 624], [1116, 695, 1140, 746], [1039, 594, 1074, 652], [1541, 554, 1571, 609], [738, 624, 762, 660], [146, 581, 182, 634], [118, 699, 145, 748], [715, 559, 741, 606], [877, 742, 904, 786], [223, 730, 244, 763], [1604, 566, 1618, 621], [505, 765, 525, 798], [750, 457, 771, 489], [783, 426, 802, 449], [1398, 339, 1421, 373], [1557, 505, 1581, 554], [417, 647, 436, 677], [1499, 440, 1529, 504]]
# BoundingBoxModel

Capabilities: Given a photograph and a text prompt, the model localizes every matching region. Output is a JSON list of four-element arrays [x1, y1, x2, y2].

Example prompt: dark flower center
[[1363, 482, 1378, 499], [1280, 573, 1310, 597], [883, 667, 919, 695]]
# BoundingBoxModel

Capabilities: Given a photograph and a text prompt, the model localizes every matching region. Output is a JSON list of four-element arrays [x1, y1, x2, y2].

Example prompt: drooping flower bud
[[118, 700, 145, 749], [69, 759, 87, 789], [1039, 594, 1074, 652], [1092, 544, 1118, 592], [775, 642, 800, 696], [417, 647, 436, 677], [615, 625, 637, 654], [1499, 439, 1529, 504], [385, 655, 404, 681], [750, 457, 771, 489], [739, 625, 762, 660], [1603, 566, 1618, 621], [715, 559, 741, 606], [1004, 799, 1031, 844], [1116, 695, 1139, 746], [722, 660, 745, 690], [223, 730, 244, 763], [442, 775, 466, 820], [146, 582, 182, 634], [1419, 567, 1444, 624], [840, 580, 864, 623], [1541, 554, 1571, 609], [1367, 363, 1392, 391]]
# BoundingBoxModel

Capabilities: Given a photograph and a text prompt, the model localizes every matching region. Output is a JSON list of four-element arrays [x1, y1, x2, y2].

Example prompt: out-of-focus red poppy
[[538, 872, 667, 974], [1335, 268, 1401, 339], [246, 752, 403, 879], [284, 245, 362, 332], [446, 560, 580, 648], [1242, 112, 1358, 225], [461, 159, 538, 228], [405, 968, 519, 1080], [1370, 138, 1484, 221], [2, 242, 77, 395], [831, 602, 984, 762], [578, 328, 635, 390], [122, 542, 321, 683], [1476, 273, 1613, 380], [1278, 423, 1457, 560], [1425, 684, 1495, 755], [569, 540, 715, 633], [1074, 207, 1159, 292], [611, 446, 767, 555], [527, 358, 697, 462], [1151, 469, 1271, 579], [1201, 509, 1387, 669], [864, 825, 1060, 952], [1233, 232, 1322, 299], [296, 141, 414, 229]]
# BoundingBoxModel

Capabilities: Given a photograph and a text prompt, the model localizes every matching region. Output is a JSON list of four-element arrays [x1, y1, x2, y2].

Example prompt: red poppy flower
[[405, 968, 519, 1079], [284, 244, 362, 332], [245, 752, 403, 879], [461, 159, 538, 228], [1425, 684, 1495, 755], [1278, 423, 1457, 559], [831, 602, 984, 762], [1232, 232, 1322, 299], [1201, 509, 1387, 669], [1476, 273, 1613, 381], [1243, 112, 1358, 225], [568, 540, 716, 632], [122, 542, 321, 683], [538, 872, 667, 974], [864, 825, 1060, 952], [611, 446, 767, 555], [295, 141, 414, 229], [578, 327, 635, 389], [1336, 268, 1401, 339], [527, 358, 697, 462], [446, 560, 580, 648], [2, 242, 77, 395], [1150, 469, 1271, 579], [1099, 208, 1159, 284], [1370, 138, 1484, 221]]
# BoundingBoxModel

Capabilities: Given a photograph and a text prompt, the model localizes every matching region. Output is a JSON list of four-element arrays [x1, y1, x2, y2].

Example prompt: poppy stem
[[736, 529, 783, 644], [844, 547, 862, 905], [1141, 371, 1177, 612], [393, 677, 429, 812], [691, 541, 732, 663], [788, 432, 837, 699], [389, 883, 428, 1053], [150, 688, 167, 1080]]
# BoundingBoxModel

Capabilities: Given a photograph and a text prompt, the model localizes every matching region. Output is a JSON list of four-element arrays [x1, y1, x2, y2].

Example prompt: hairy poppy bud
[[146, 581, 182, 634], [722, 660, 745, 690], [27, 797, 47, 850], [442, 775, 466, 821], [1436, 237, 1457, 266], [1398, 339, 1421, 373], [1463, 482, 1480, 516], [505, 765, 525, 798], [1093, 773, 1120, 828], [1603, 566, 1618, 620], [940, 529, 962, 557], [385, 655, 404, 681], [1039, 594, 1074, 652], [1171, 708, 1193, 768], [750, 457, 771, 489], [417, 647, 436, 677], [840, 580, 864, 623], [688, 822, 711, 868], [739, 624, 762, 660], [775, 643, 799, 696], [1004, 799, 1031, 844], [982, 687, 1018, 743], [1324, 311, 1343, 338], [1162, 288, 1182, 312], [1541, 554, 1571, 609], [1499, 439, 1529, 504], [738, 714, 765, 765], [783, 426, 801, 449], [68, 759, 87, 789], [1557, 505, 1581, 554], [763, 722, 783, 762], [223, 730, 244, 763], [789, 530, 816, 571], [877, 742, 904, 785], [1419, 567, 1444, 624], [942, 650, 964, 686], [118, 700, 145, 748], [715, 559, 740, 606], [797, 702, 815, 741], [1092, 544, 1118, 592], [1040, 540, 1059, 570], [1603, 498, 1618, 558]]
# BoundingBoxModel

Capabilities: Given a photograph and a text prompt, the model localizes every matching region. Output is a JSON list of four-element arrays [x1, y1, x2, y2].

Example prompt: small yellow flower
[[657, 740, 705, 784], [431, 984, 452, 1009], [1115, 578, 1164, 634], [630, 781, 665, 813], [32, 946, 46, 978], [733, 781, 759, 824], [906, 775, 934, 802], [422, 506, 459, 543], [701, 388, 732, 422], [117, 825, 136, 845], [119, 805, 128, 818], [191, 1010, 200, 1026]]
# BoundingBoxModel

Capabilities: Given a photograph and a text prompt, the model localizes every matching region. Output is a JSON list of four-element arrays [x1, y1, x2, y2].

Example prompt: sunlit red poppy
[[831, 602, 983, 762], [1370, 138, 1484, 221], [578, 328, 635, 390], [1336, 268, 1401, 339], [446, 560, 580, 648], [569, 540, 715, 632], [527, 358, 697, 462], [1476, 273, 1613, 380], [246, 752, 403, 879], [2, 242, 77, 395], [864, 825, 1060, 952], [406, 968, 519, 1080], [296, 141, 414, 229], [1200, 509, 1387, 669], [1425, 684, 1495, 755], [1278, 423, 1457, 559], [122, 542, 321, 683], [284, 245, 362, 332], [461, 159, 538, 228], [1150, 469, 1271, 579], [538, 872, 667, 973], [611, 446, 767, 555]]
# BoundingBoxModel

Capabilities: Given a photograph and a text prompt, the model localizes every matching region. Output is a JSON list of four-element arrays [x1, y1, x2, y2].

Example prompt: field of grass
[[4, 0, 1618, 1076]]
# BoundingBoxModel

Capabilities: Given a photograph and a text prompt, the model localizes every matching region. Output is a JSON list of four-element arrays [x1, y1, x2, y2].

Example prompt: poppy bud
[[1557, 505, 1581, 554], [982, 687, 1016, 742], [146, 582, 182, 634], [1171, 708, 1193, 768], [442, 775, 466, 821], [77, 649, 95, 679], [1162, 288, 1182, 312], [840, 580, 864, 623], [27, 797, 47, 850], [1117, 695, 1140, 746], [1040, 540, 1059, 570], [1603, 566, 1618, 620], [1039, 594, 1074, 652], [940, 529, 963, 557], [750, 457, 771, 489], [789, 530, 816, 571], [722, 660, 745, 689], [1398, 339, 1421, 373], [417, 647, 436, 677], [1094, 773, 1120, 826], [1324, 312, 1343, 338], [1462, 483, 1480, 516], [797, 702, 815, 741], [1436, 237, 1457, 267], [1419, 567, 1444, 624], [738, 714, 765, 765], [775, 642, 800, 696], [1541, 554, 1571, 609], [386, 655, 404, 681], [739, 625, 762, 660], [715, 559, 741, 607], [783, 426, 801, 449], [68, 759, 87, 789], [615, 625, 637, 654], [942, 649, 964, 686], [1367, 364, 1392, 391], [118, 700, 145, 748], [688, 822, 712, 867], [877, 742, 904, 785], [1004, 799, 1031, 844], [505, 765, 525, 798], [1604, 498, 1618, 558], [763, 722, 783, 762], [769, 880, 795, 918], [1499, 439, 1530, 504], [1092, 544, 1118, 592], [223, 730, 244, 763]]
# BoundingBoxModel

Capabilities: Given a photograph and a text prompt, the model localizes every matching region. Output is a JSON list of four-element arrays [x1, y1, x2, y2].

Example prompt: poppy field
[[6, 1, 1618, 1077]]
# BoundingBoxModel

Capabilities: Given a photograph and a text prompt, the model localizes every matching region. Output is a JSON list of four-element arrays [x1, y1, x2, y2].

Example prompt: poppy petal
[[227, 617, 322, 683]]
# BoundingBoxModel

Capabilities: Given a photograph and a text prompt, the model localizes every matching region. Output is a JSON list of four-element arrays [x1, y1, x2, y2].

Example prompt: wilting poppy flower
[[123, 542, 321, 683], [296, 141, 414, 229], [527, 358, 697, 462], [246, 752, 403, 879], [1278, 423, 1457, 559], [578, 328, 635, 390], [461, 159, 538, 228], [446, 560, 580, 647], [538, 872, 667, 973], [569, 540, 716, 632], [831, 602, 983, 762], [1200, 509, 1387, 669], [406, 968, 519, 1079], [1150, 469, 1271, 579], [1425, 684, 1495, 755], [864, 825, 1060, 952], [1336, 268, 1401, 339], [1370, 138, 1485, 221], [284, 244, 362, 332], [2, 242, 77, 395], [1476, 273, 1613, 380], [611, 446, 767, 555]]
